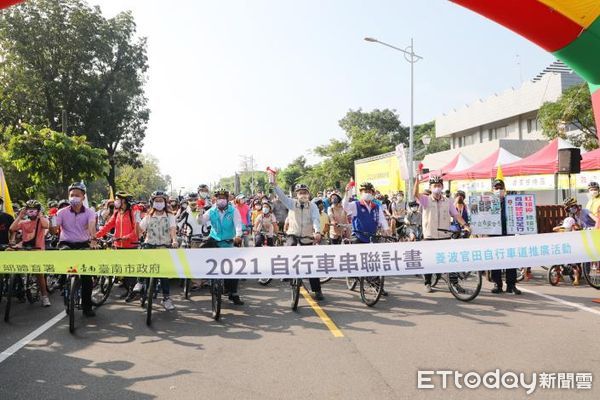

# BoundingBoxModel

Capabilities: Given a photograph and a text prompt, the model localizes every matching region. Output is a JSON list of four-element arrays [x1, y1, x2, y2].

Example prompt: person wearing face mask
[[452, 190, 469, 229], [0, 196, 15, 248], [197, 184, 212, 209], [327, 192, 349, 244], [390, 192, 406, 237], [314, 199, 330, 242], [96, 192, 139, 248], [234, 194, 251, 247], [585, 181, 600, 225], [137, 191, 178, 310], [414, 175, 469, 293], [9, 200, 51, 307], [404, 201, 422, 241], [488, 179, 521, 295], [271, 181, 325, 300], [254, 202, 278, 247], [50, 182, 99, 317], [343, 182, 392, 244], [563, 197, 595, 230], [199, 188, 245, 305]]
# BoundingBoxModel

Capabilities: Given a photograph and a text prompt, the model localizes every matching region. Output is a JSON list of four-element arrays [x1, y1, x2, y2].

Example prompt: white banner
[[395, 144, 409, 180]]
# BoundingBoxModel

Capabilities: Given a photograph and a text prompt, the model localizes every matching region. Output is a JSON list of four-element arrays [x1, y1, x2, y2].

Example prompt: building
[[423, 61, 584, 169]]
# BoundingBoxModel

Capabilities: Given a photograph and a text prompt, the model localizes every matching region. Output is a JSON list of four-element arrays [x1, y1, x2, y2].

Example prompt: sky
[[92, 0, 555, 192]]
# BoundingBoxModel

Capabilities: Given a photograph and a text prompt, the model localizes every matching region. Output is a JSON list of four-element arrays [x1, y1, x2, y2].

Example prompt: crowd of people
[[1, 167, 598, 319]]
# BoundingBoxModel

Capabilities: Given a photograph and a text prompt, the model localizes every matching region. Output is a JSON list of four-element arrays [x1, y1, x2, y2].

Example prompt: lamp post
[[364, 37, 422, 199]]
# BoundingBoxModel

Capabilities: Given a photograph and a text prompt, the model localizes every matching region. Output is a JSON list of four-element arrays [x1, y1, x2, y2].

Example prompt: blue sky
[[94, 0, 555, 191]]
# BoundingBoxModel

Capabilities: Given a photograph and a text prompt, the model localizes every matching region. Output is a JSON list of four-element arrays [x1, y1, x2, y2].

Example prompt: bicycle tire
[[25, 275, 39, 304], [346, 277, 358, 291], [183, 279, 191, 299], [291, 278, 301, 311], [211, 279, 222, 320], [257, 278, 272, 286], [91, 276, 113, 307], [448, 271, 482, 302], [431, 273, 441, 288], [146, 278, 154, 326], [582, 262, 600, 290], [548, 266, 561, 286], [516, 268, 525, 282], [319, 277, 332, 284], [359, 276, 384, 307], [69, 276, 80, 334], [4, 274, 15, 322]]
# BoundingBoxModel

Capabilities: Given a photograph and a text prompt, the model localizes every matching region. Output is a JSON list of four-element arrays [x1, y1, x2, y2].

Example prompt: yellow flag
[[496, 164, 504, 182], [108, 186, 115, 201], [0, 168, 15, 217]]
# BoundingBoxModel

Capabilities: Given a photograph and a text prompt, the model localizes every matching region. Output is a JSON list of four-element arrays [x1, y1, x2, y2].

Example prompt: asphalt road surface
[[1, 269, 599, 399]]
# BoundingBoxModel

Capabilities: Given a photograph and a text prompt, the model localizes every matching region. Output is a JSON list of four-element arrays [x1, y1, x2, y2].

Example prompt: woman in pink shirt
[[9, 200, 51, 307]]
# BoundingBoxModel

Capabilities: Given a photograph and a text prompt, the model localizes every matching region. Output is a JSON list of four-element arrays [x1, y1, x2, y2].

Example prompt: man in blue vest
[[199, 187, 244, 305], [342, 182, 391, 243]]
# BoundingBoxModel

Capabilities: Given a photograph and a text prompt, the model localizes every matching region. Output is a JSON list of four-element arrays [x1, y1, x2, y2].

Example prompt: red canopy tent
[[582, 148, 600, 171], [445, 148, 521, 180], [489, 139, 559, 177]]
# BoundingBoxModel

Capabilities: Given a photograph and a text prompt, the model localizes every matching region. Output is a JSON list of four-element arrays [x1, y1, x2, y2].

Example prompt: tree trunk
[[107, 157, 116, 194]]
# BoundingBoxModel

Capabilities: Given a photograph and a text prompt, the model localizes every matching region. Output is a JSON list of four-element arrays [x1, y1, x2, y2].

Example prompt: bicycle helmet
[[214, 187, 229, 197], [115, 191, 133, 202], [563, 197, 578, 209], [588, 181, 599, 190], [329, 191, 342, 202], [408, 201, 419, 208], [58, 199, 70, 209], [25, 200, 42, 210], [198, 184, 209, 191], [455, 190, 466, 198], [47, 200, 58, 208], [68, 182, 86, 194], [492, 178, 505, 188], [429, 175, 443, 185], [294, 183, 309, 193], [186, 192, 199, 201], [359, 182, 375, 192], [150, 190, 169, 203]]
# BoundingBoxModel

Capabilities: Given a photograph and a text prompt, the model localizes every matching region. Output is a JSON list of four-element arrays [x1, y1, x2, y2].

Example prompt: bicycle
[[548, 264, 581, 286], [427, 227, 482, 302], [343, 231, 394, 307], [283, 234, 319, 311], [581, 261, 600, 290]]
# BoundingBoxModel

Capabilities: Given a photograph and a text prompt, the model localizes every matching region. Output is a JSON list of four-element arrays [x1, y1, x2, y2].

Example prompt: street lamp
[[422, 135, 431, 146], [364, 36, 423, 199]]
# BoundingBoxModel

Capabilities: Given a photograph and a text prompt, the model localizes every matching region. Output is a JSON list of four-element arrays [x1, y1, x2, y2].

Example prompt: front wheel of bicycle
[[211, 279, 223, 320], [4, 274, 16, 322], [91, 276, 113, 307], [291, 278, 301, 311], [359, 276, 384, 307], [582, 262, 600, 290], [448, 271, 482, 302], [146, 278, 154, 326], [69, 276, 81, 334], [346, 277, 358, 291], [319, 277, 332, 284], [257, 278, 272, 286]]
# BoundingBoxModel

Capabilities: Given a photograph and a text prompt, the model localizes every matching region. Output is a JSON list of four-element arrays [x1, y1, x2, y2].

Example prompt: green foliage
[[538, 83, 598, 150], [218, 171, 268, 195], [0, 0, 150, 188], [115, 155, 168, 201], [3, 124, 108, 199]]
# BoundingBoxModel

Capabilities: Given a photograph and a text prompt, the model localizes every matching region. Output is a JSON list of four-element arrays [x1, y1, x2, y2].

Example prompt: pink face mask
[[26, 209, 39, 218]]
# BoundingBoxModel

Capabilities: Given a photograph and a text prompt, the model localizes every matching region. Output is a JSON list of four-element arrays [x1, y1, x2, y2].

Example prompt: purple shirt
[[56, 206, 96, 243], [417, 194, 459, 218]]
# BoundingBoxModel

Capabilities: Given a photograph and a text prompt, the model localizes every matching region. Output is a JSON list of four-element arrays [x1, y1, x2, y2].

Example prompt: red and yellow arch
[[452, 0, 600, 138]]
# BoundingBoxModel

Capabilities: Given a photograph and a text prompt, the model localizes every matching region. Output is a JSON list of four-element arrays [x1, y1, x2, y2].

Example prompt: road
[[0, 269, 599, 399]]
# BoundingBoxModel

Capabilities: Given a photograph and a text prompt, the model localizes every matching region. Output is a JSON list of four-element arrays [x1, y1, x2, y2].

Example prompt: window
[[527, 118, 538, 133], [496, 126, 508, 139], [488, 129, 494, 141]]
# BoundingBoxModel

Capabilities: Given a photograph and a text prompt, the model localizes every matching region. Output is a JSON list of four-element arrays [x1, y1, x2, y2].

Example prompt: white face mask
[[114, 200, 122, 209], [153, 202, 165, 211], [216, 199, 228, 209], [361, 193, 373, 202], [589, 190, 599, 199], [410, 206, 418, 212], [494, 189, 505, 197], [69, 196, 82, 206], [431, 188, 443, 195], [262, 207, 270, 214]]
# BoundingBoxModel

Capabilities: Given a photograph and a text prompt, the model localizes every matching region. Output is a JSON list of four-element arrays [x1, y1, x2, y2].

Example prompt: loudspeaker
[[558, 148, 581, 174]]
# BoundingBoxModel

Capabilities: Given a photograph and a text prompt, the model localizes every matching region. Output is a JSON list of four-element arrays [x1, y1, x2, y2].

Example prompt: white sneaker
[[41, 296, 51, 307], [162, 298, 175, 311], [132, 282, 144, 293]]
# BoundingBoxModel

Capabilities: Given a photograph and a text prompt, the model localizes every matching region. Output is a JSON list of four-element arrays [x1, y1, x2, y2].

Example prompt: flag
[[0, 167, 15, 217], [108, 186, 115, 201], [496, 164, 504, 182], [80, 181, 90, 209]]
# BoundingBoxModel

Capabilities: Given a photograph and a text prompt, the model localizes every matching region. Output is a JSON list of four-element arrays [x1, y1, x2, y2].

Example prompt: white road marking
[[520, 287, 600, 316], [0, 311, 66, 364]]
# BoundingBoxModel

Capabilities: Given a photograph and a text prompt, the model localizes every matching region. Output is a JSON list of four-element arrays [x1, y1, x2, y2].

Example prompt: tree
[[0, 0, 150, 189], [217, 171, 268, 195], [538, 83, 598, 150], [115, 155, 168, 201], [276, 156, 311, 193], [413, 121, 450, 156], [3, 124, 108, 199]]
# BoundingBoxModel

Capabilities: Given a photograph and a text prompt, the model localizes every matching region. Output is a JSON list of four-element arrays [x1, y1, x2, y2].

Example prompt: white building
[[423, 61, 583, 170]]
